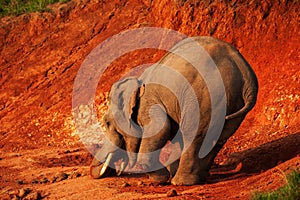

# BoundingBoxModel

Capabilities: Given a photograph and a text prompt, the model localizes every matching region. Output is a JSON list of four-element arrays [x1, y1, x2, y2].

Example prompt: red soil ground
[[0, 0, 299, 199]]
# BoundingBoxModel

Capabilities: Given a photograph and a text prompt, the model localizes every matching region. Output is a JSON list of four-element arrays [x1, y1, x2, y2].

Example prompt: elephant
[[90, 36, 258, 185]]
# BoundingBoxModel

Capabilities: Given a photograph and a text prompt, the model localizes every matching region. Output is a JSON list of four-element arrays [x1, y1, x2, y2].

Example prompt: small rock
[[121, 182, 130, 187], [81, 172, 88, 177], [24, 191, 42, 200], [166, 189, 178, 197], [32, 179, 39, 184], [18, 188, 26, 198], [64, 149, 71, 154], [69, 171, 81, 179], [18, 188, 30, 198], [17, 180, 24, 185], [52, 172, 68, 183], [137, 181, 144, 186], [10, 195, 18, 200], [40, 177, 48, 184], [8, 190, 18, 196]]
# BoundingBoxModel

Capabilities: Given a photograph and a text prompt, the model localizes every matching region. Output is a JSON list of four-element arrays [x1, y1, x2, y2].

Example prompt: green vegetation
[[0, 0, 70, 16], [252, 169, 300, 200]]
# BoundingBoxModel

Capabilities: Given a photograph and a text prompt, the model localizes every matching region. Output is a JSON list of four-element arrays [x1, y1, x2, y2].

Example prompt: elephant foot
[[171, 174, 206, 186], [148, 167, 170, 185]]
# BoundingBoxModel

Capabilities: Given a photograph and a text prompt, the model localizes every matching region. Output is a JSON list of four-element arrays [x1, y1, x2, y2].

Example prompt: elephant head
[[90, 77, 144, 178]]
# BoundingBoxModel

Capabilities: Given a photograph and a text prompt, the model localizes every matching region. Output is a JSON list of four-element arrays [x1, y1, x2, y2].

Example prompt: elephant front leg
[[171, 116, 245, 185], [139, 150, 170, 184], [137, 115, 172, 184]]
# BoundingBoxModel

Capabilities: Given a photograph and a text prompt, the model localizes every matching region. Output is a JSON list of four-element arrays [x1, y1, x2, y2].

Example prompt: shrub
[[252, 169, 300, 200], [0, 0, 69, 16]]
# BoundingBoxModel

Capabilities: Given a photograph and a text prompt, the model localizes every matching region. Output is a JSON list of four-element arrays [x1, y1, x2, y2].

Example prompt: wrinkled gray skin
[[90, 36, 258, 185]]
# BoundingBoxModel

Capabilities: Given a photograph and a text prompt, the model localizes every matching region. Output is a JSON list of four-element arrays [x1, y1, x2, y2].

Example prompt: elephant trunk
[[90, 132, 141, 178], [90, 135, 126, 179], [124, 134, 141, 168]]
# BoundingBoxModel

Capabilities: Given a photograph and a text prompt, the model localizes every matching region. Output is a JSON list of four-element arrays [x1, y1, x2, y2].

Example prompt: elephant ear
[[109, 77, 143, 136], [129, 83, 145, 119]]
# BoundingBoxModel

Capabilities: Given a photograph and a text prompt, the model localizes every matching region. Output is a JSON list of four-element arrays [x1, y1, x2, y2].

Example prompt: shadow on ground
[[36, 151, 93, 168], [209, 133, 300, 182]]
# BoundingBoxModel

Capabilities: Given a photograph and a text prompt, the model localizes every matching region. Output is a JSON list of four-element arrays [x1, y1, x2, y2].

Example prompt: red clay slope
[[0, 0, 299, 199]]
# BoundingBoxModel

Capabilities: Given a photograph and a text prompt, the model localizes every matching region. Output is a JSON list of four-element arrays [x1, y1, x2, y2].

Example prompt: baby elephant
[[90, 36, 258, 185]]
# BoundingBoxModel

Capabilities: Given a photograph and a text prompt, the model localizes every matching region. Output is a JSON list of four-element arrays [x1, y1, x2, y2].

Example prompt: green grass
[[252, 169, 300, 200], [0, 0, 70, 17]]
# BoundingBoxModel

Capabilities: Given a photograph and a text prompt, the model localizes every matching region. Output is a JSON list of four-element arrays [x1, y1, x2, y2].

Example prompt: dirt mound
[[0, 0, 299, 199]]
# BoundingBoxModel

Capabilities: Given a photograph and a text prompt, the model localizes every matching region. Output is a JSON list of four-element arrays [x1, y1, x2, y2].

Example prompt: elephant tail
[[225, 49, 258, 120], [225, 101, 255, 120]]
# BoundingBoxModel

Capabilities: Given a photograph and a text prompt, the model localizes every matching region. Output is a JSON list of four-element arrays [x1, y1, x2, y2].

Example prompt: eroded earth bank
[[0, 0, 299, 199]]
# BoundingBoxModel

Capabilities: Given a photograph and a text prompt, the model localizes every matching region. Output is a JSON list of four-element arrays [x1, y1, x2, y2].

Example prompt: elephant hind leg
[[171, 116, 245, 185], [200, 115, 246, 174]]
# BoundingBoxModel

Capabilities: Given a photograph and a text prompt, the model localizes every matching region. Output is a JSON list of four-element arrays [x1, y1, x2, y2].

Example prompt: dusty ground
[[0, 0, 299, 199]]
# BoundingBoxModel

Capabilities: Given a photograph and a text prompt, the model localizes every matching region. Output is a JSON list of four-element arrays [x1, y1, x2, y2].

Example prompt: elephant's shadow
[[208, 132, 300, 183]]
